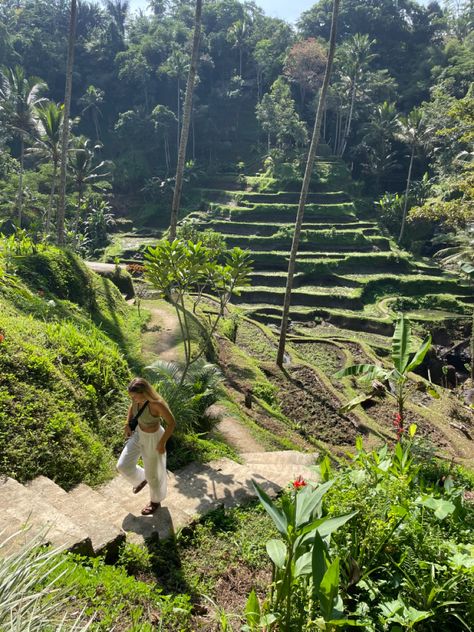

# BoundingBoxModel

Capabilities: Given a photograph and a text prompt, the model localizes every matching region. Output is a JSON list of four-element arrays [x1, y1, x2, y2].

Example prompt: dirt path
[[141, 300, 183, 364], [141, 299, 266, 454]]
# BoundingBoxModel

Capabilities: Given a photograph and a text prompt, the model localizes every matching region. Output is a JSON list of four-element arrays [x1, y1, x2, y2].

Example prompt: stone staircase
[[0, 451, 317, 559]]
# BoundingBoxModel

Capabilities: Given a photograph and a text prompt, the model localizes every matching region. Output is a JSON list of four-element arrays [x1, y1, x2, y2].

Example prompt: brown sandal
[[133, 480, 148, 494], [141, 502, 160, 515]]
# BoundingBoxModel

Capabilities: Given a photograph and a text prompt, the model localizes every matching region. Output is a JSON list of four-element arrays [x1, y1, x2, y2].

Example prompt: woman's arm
[[125, 403, 133, 437], [150, 400, 176, 453]]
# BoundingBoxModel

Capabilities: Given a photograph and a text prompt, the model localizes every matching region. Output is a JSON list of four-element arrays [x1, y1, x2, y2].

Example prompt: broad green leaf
[[312, 531, 328, 591], [266, 539, 287, 569], [405, 334, 432, 374], [244, 589, 260, 627], [339, 392, 374, 413], [295, 480, 334, 528], [252, 480, 288, 537], [294, 551, 312, 577], [315, 511, 358, 538], [421, 496, 456, 520], [318, 557, 340, 619], [334, 364, 386, 380], [392, 313, 411, 373]]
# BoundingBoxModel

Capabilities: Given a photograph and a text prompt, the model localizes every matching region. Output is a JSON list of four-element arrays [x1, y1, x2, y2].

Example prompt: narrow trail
[[141, 298, 267, 454]]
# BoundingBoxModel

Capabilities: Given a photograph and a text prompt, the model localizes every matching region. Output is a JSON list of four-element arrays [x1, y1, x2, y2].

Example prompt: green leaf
[[392, 313, 411, 373], [294, 551, 312, 577], [405, 334, 432, 374], [252, 480, 288, 537], [266, 539, 287, 569], [421, 496, 456, 520], [244, 589, 260, 627], [315, 511, 358, 539], [318, 558, 340, 620], [295, 480, 334, 528], [339, 392, 374, 413], [334, 364, 386, 380], [312, 531, 328, 591]]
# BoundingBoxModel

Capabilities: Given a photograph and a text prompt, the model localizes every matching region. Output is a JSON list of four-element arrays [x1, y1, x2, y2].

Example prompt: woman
[[117, 377, 176, 515]]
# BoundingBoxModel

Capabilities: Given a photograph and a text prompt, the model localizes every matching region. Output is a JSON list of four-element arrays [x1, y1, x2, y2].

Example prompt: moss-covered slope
[[0, 247, 143, 489]]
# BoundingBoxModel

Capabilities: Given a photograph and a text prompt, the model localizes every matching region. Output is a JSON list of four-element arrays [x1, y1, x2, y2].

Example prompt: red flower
[[0, 333, 4, 343], [292, 476, 307, 490], [393, 412, 404, 439]]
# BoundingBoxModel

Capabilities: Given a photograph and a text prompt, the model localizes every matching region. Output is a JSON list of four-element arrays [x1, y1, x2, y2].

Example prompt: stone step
[[241, 451, 318, 466], [26, 477, 126, 559], [0, 477, 93, 556], [97, 471, 191, 542]]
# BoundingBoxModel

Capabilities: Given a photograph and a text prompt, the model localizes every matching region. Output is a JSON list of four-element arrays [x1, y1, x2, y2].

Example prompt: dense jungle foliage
[[0, 0, 472, 254]]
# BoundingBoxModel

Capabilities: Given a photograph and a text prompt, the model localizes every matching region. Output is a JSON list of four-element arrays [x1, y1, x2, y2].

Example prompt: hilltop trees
[[0, 66, 45, 227]]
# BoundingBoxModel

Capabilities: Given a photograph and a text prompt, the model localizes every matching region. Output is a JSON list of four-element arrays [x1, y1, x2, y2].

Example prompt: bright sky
[[128, 0, 316, 24]]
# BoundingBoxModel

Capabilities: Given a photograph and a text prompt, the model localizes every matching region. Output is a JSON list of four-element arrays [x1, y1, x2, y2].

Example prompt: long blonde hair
[[128, 377, 165, 404]]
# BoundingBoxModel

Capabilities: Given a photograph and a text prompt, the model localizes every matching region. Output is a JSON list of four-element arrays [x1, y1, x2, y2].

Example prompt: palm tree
[[228, 19, 248, 78], [68, 136, 112, 232], [361, 101, 399, 190], [57, 0, 77, 246], [169, 0, 202, 241], [160, 46, 190, 153], [276, 0, 340, 367], [0, 65, 46, 228], [337, 33, 376, 157], [79, 85, 104, 140], [29, 100, 64, 236], [105, 0, 129, 41], [396, 107, 428, 244]]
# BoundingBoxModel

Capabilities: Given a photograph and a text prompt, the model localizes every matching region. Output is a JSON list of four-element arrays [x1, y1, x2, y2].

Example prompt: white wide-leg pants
[[116, 426, 167, 504]]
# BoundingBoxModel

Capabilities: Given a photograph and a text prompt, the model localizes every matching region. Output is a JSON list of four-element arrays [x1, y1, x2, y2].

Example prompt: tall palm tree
[[361, 101, 399, 190], [160, 47, 190, 153], [169, 0, 202, 241], [0, 65, 45, 227], [276, 0, 340, 367], [337, 33, 376, 157], [57, 0, 77, 247], [396, 107, 428, 244], [29, 100, 64, 235], [228, 19, 248, 77], [68, 136, 112, 232], [79, 85, 104, 140]]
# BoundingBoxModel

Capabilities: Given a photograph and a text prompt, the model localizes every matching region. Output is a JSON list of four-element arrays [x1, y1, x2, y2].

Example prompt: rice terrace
[[0, 0, 473, 630]]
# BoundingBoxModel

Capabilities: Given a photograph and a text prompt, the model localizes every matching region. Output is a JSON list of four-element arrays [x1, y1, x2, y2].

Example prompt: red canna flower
[[292, 475, 307, 490], [0, 333, 4, 343], [393, 412, 404, 439]]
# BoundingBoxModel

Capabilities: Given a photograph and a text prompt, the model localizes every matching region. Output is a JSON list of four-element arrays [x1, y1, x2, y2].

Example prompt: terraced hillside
[[183, 159, 473, 341], [105, 154, 472, 341]]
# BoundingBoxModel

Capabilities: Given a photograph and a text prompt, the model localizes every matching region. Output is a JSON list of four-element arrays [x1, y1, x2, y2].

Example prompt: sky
[[128, 0, 316, 24]]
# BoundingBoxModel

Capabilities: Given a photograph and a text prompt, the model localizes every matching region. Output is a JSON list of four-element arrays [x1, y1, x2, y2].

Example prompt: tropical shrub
[[335, 313, 433, 432]]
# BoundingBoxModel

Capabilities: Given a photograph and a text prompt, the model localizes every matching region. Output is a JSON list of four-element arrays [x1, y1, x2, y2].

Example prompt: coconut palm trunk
[[276, 0, 340, 367], [169, 0, 202, 241], [398, 143, 415, 244], [17, 136, 25, 227], [45, 161, 58, 236], [57, 0, 77, 246]]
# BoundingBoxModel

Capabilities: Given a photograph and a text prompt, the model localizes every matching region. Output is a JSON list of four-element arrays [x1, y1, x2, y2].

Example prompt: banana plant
[[334, 313, 433, 432], [251, 479, 357, 630]]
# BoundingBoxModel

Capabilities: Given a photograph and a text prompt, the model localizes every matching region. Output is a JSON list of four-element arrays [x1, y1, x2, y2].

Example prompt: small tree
[[334, 313, 433, 433], [144, 238, 252, 383]]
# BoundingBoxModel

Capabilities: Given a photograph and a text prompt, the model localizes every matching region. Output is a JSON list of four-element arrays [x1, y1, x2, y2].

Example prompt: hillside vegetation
[[0, 243, 142, 488]]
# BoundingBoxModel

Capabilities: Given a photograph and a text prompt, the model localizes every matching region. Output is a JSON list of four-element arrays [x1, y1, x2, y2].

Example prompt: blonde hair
[[128, 377, 165, 404]]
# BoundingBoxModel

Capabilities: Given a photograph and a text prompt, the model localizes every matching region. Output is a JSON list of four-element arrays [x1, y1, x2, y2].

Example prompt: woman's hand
[[156, 437, 166, 454], [125, 424, 132, 438]]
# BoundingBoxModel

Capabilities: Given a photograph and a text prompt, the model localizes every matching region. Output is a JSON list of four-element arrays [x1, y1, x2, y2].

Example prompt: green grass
[[0, 248, 146, 488]]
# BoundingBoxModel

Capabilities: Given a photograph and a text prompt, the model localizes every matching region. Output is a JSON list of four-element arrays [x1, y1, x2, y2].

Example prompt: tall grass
[[0, 529, 92, 631]]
